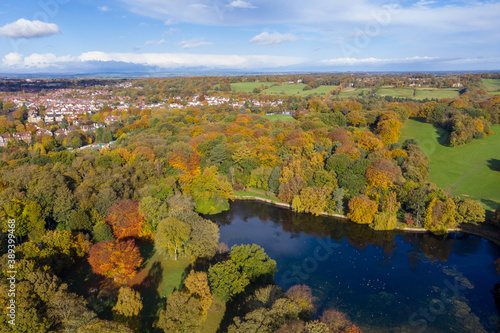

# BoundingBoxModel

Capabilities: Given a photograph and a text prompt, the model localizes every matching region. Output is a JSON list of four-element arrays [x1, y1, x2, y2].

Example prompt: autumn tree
[[155, 217, 191, 260], [184, 270, 212, 315], [230, 244, 277, 282], [456, 198, 485, 224], [113, 287, 143, 317], [285, 285, 315, 317], [347, 195, 378, 224], [88, 240, 142, 284], [105, 200, 144, 240], [183, 166, 233, 214], [376, 113, 402, 145], [424, 198, 458, 233], [156, 291, 204, 333], [365, 159, 401, 189], [372, 191, 400, 230]]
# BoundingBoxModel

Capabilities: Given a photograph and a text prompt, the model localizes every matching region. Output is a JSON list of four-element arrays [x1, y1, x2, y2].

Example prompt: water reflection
[[209, 200, 500, 333]]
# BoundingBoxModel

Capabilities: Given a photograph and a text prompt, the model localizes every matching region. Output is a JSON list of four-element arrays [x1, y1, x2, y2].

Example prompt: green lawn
[[376, 88, 459, 100], [400, 118, 500, 210], [262, 83, 335, 97], [200, 298, 226, 333], [234, 187, 279, 202], [338, 88, 372, 98], [263, 114, 296, 122], [230, 82, 277, 93], [482, 79, 500, 91], [230, 82, 335, 97]]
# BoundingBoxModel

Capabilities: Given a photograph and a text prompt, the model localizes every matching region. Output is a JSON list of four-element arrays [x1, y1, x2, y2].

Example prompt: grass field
[[230, 82, 335, 97], [200, 298, 226, 333], [400, 118, 500, 210], [338, 88, 372, 98], [376, 87, 459, 100], [262, 114, 296, 122], [230, 82, 278, 93], [234, 187, 279, 202], [483, 79, 500, 92]]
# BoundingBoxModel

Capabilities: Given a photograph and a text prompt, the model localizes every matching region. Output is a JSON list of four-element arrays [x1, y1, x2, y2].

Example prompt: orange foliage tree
[[106, 200, 144, 240], [365, 159, 400, 189], [348, 195, 378, 224], [88, 240, 143, 284], [376, 114, 402, 145]]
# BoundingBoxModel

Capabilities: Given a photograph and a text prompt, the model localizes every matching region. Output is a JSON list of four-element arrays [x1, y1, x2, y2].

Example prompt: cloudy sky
[[0, 0, 498, 73]]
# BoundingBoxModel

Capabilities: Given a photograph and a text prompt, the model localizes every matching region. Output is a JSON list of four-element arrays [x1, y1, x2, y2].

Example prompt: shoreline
[[233, 195, 500, 245]]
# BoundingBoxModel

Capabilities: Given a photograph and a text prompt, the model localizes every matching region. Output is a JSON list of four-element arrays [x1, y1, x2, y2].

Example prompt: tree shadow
[[434, 126, 450, 147], [481, 199, 500, 211], [136, 261, 164, 333], [487, 159, 500, 172]]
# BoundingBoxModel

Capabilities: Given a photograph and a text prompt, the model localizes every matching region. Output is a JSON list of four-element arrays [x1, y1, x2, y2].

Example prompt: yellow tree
[[348, 195, 378, 224], [184, 270, 212, 316]]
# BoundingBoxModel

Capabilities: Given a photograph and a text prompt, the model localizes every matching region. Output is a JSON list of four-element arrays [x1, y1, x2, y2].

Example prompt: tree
[[424, 197, 458, 233], [456, 198, 485, 224], [365, 159, 400, 189], [113, 287, 143, 317], [106, 200, 144, 240], [347, 195, 378, 224], [268, 166, 281, 194], [372, 191, 400, 230], [208, 260, 250, 302], [155, 217, 191, 260], [230, 244, 277, 282], [92, 221, 115, 242], [320, 309, 352, 333], [139, 196, 169, 234], [88, 240, 142, 284], [183, 166, 233, 214], [77, 319, 134, 333], [285, 285, 315, 317], [0, 199, 45, 240], [325, 153, 351, 175], [68, 209, 92, 231], [184, 270, 212, 315], [156, 291, 204, 333]]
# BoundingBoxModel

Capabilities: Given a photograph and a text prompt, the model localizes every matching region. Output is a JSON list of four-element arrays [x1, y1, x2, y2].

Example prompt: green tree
[[92, 221, 115, 242], [155, 217, 191, 260], [78, 319, 134, 333], [68, 209, 92, 231], [139, 196, 169, 234], [230, 244, 277, 282], [156, 291, 204, 333], [456, 198, 485, 224], [208, 260, 250, 302]]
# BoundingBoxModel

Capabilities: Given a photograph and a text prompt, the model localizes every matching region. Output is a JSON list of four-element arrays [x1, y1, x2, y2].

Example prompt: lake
[[209, 200, 500, 333]]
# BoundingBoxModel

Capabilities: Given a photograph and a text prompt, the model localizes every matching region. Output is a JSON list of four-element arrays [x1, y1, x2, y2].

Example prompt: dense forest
[[1, 73, 500, 332]]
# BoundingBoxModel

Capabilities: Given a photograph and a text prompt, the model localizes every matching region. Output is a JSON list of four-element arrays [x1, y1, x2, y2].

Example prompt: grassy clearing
[[338, 88, 372, 98], [200, 298, 226, 333], [376, 87, 459, 100], [230, 82, 277, 93], [482, 79, 500, 91], [400, 118, 500, 210], [230, 82, 335, 97], [234, 187, 279, 202], [262, 114, 296, 122]]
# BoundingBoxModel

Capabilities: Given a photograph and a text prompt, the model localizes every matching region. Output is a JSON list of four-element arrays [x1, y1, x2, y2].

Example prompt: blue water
[[209, 200, 500, 333]]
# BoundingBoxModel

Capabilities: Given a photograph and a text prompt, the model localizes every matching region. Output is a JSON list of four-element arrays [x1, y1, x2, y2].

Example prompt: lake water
[[209, 200, 500, 333]]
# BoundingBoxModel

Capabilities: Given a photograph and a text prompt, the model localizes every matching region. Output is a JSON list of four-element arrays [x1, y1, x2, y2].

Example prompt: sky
[[0, 0, 498, 74]]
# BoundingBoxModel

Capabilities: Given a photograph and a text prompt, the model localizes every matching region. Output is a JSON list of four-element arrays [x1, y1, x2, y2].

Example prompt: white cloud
[[77, 51, 304, 69], [164, 19, 175, 25], [321, 56, 437, 66], [98, 6, 110, 11], [229, 0, 256, 9], [145, 39, 167, 45], [0, 19, 60, 39], [178, 39, 213, 49], [249, 32, 298, 46], [2, 52, 23, 66]]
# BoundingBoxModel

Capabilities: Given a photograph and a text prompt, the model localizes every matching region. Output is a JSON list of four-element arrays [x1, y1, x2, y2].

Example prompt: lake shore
[[233, 195, 500, 245]]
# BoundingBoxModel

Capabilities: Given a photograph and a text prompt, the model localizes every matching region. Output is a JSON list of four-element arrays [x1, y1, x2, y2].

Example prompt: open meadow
[[400, 118, 500, 210]]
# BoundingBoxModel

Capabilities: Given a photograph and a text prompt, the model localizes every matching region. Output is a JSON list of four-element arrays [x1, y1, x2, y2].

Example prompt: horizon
[[0, 0, 499, 74]]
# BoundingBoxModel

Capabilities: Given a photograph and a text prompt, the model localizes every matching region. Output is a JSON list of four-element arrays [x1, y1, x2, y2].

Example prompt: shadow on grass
[[481, 199, 500, 211], [136, 261, 164, 333], [487, 159, 500, 172]]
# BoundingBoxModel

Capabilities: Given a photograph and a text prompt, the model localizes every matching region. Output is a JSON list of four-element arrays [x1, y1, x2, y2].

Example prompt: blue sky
[[0, 0, 499, 73]]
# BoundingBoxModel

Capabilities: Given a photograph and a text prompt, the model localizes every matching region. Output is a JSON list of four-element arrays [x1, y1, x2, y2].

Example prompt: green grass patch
[[230, 82, 277, 93], [400, 118, 500, 210], [377, 88, 459, 100], [200, 298, 226, 333], [262, 114, 296, 122], [337, 88, 372, 98], [482, 79, 500, 91], [262, 83, 335, 96], [234, 187, 279, 202]]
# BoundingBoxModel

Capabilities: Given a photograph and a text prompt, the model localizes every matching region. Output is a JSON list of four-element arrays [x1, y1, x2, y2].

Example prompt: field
[[400, 118, 500, 210], [338, 88, 372, 98], [482, 79, 500, 93], [230, 82, 277, 93], [262, 114, 296, 122], [230, 82, 335, 97], [376, 87, 459, 100]]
